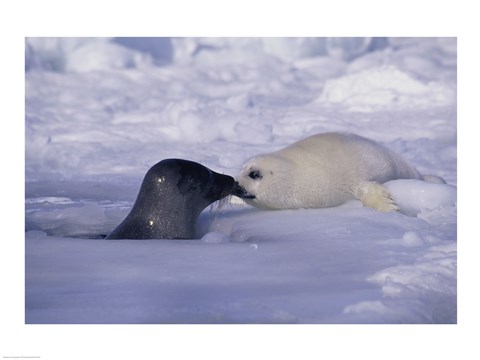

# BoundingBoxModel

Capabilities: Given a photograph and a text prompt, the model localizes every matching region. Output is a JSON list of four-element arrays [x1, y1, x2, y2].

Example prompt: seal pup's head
[[234, 155, 297, 210], [107, 159, 240, 239]]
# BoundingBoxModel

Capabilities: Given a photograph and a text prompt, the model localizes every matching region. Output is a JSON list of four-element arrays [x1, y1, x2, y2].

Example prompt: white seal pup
[[235, 132, 445, 212], [106, 159, 245, 239]]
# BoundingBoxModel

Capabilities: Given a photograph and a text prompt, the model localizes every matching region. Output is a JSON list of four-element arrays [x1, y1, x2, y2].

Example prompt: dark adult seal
[[106, 159, 245, 240]]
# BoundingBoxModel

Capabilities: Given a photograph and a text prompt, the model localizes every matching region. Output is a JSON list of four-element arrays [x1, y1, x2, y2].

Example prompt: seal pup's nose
[[232, 181, 256, 199]]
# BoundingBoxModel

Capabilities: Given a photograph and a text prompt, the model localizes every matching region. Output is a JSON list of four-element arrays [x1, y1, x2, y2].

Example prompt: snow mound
[[385, 179, 457, 218], [65, 41, 153, 73], [317, 66, 455, 111], [25, 37, 155, 73]]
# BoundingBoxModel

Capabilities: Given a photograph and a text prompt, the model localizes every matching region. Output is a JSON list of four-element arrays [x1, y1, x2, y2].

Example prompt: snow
[[317, 65, 455, 111], [25, 37, 457, 324], [385, 179, 456, 217]]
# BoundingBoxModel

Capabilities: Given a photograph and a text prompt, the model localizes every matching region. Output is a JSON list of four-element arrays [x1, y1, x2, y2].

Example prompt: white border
[[2, 1, 478, 359]]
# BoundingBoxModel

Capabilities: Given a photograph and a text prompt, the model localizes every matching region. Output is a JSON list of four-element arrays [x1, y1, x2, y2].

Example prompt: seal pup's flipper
[[352, 181, 399, 212]]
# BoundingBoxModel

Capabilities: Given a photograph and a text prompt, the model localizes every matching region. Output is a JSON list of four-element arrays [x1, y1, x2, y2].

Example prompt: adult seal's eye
[[248, 170, 262, 180]]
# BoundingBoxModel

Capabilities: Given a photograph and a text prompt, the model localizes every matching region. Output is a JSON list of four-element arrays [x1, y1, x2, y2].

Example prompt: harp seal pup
[[236, 132, 445, 212], [106, 159, 245, 239]]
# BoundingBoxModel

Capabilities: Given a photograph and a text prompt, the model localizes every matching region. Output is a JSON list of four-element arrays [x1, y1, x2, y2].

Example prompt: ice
[[24, 37, 457, 324], [113, 37, 174, 66], [385, 179, 457, 217], [26, 203, 110, 238], [326, 37, 380, 61], [317, 65, 455, 112]]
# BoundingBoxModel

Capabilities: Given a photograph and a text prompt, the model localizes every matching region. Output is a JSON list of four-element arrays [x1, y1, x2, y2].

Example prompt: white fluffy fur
[[237, 132, 426, 211]]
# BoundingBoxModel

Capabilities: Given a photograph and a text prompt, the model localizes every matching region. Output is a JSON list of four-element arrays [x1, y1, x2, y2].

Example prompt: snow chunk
[[317, 66, 455, 111], [400, 231, 426, 246], [385, 179, 457, 217], [25, 197, 75, 206], [27, 203, 109, 237], [66, 41, 152, 73], [262, 38, 328, 61], [326, 37, 374, 61], [201, 231, 230, 244]]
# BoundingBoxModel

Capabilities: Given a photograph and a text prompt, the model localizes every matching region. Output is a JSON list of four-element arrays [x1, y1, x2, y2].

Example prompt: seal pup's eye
[[248, 170, 263, 180]]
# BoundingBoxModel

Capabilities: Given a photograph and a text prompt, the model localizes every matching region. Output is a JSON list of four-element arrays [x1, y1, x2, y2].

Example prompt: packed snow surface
[[25, 37, 457, 323]]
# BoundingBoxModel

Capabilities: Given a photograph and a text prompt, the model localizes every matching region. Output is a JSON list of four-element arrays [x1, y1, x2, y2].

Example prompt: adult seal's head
[[106, 159, 242, 240]]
